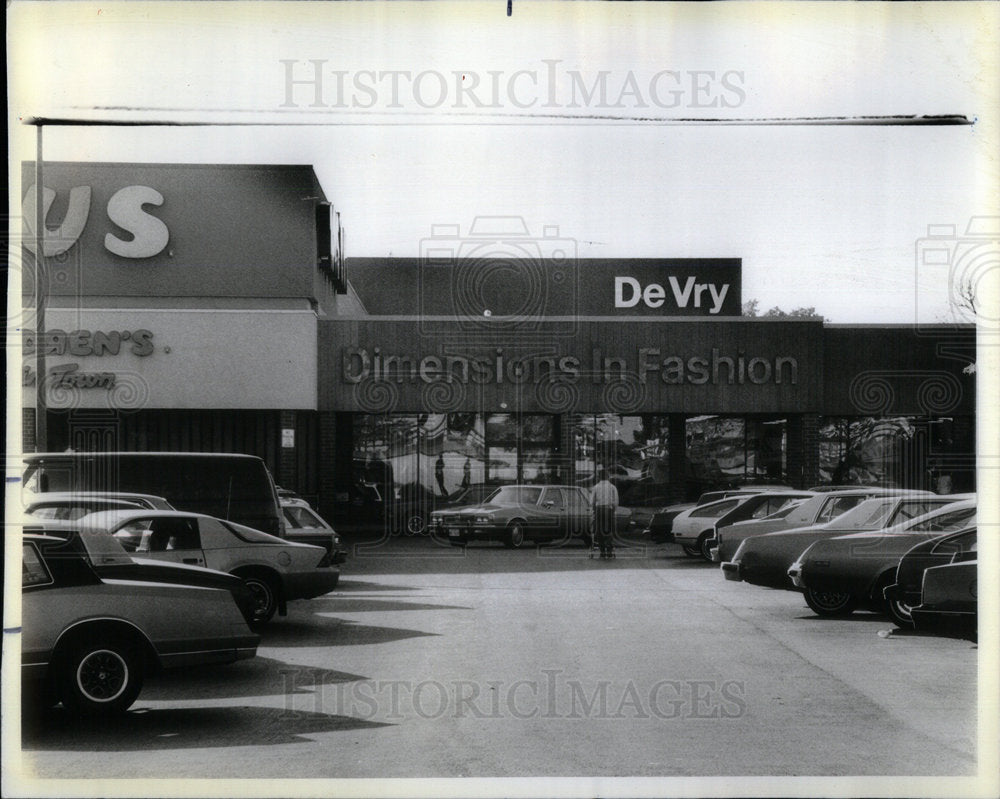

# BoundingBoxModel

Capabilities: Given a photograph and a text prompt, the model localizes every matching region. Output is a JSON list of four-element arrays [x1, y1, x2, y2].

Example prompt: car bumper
[[721, 560, 742, 582], [284, 569, 342, 600], [883, 584, 922, 607], [910, 608, 977, 640]]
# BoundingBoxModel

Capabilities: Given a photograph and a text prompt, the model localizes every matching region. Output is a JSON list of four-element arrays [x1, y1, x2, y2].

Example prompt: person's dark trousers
[[594, 506, 615, 558]]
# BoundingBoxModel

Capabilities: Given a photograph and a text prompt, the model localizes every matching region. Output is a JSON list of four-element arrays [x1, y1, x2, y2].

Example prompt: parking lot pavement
[[18, 540, 978, 779]]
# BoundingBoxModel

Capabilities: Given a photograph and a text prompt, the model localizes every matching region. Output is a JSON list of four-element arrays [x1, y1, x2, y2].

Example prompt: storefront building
[[20, 163, 977, 529]]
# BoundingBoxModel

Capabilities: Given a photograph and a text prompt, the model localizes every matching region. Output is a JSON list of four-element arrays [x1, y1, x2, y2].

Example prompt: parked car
[[281, 500, 348, 565], [787, 501, 976, 621], [713, 488, 927, 565], [25, 496, 147, 520], [430, 484, 597, 548], [25, 490, 175, 518], [911, 558, 978, 641], [721, 493, 962, 591], [22, 530, 258, 715], [671, 491, 814, 560], [643, 487, 785, 544], [882, 521, 978, 628], [81, 509, 340, 623]]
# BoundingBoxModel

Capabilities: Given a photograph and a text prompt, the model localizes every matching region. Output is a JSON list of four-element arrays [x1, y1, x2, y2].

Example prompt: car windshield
[[830, 497, 896, 529], [485, 486, 542, 506], [284, 506, 325, 529], [900, 504, 976, 533], [76, 527, 134, 565]]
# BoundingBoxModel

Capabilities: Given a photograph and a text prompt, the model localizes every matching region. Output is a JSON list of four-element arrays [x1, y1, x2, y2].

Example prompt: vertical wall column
[[23, 408, 36, 452], [317, 411, 338, 520], [668, 414, 687, 502], [786, 413, 820, 489], [277, 410, 298, 491]]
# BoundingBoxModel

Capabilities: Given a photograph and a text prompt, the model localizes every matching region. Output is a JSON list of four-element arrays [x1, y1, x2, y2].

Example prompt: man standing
[[590, 468, 619, 559]]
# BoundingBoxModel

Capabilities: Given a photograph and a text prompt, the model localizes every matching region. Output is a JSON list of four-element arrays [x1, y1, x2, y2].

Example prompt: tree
[[742, 299, 824, 320]]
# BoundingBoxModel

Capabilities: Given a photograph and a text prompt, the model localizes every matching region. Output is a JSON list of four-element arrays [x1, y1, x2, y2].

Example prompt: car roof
[[25, 490, 172, 502], [25, 451, 261, 459]]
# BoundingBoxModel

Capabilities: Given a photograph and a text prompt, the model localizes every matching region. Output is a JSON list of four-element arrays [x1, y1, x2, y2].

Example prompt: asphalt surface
[[18, 535, 979, 779]]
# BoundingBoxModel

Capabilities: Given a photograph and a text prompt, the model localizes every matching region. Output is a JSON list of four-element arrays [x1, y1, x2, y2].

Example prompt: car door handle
[[183, 558, 200, 564]]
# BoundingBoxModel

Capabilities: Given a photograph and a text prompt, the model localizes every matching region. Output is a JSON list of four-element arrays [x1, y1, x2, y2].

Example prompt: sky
[[8, 1, 1000, 324]]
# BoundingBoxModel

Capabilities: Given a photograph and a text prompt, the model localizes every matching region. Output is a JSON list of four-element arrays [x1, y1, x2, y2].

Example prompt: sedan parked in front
[[83, 509, 340, 624], [281, 500, 347, 564], [722, 493, 964, 591], [882, 521, 978, 628], [787, 501, 976, 621], [431, 485, 596, 548], [22, 530, 258, 715]]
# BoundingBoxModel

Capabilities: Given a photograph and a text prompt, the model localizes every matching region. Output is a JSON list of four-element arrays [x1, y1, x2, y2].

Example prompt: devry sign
[[343, 347, 797, 386], [614, 276, 730, 315]]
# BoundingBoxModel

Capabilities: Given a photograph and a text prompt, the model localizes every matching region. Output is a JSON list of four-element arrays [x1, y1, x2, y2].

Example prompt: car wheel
[[241, 574, 279, 625], [505, 522, 526, 549], [804, 588, 857, 617], [885, 596, 917, 629], [681, 543, 701, 558], [406, 515, 426, 535], [59, 636, 144, 715], [698, 532, 714, 562]]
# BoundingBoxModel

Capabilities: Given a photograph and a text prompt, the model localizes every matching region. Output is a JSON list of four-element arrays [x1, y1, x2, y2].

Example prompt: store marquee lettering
[[22, 329, 155, 357], [342, 347, 798, 386], [21, 184, 169, 258], [614, 276, 730, 314]]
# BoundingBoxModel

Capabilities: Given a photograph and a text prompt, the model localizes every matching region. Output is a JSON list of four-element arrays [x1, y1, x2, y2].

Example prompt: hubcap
[[247, 581, 272, 618], [77, 650, 128, 702], [812, 590, 851, 610]]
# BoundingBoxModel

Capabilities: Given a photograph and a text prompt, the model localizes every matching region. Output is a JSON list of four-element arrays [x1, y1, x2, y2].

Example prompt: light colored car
[[82, 509, 340, 624], [24, 490, 176, 520], [22, 530, 258, 715], [281, 501, 348, 565], [670, 491, 814, 560]]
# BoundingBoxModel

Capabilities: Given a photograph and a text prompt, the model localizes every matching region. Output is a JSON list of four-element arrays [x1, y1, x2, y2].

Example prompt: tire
[[698, 532, 714, 562], [886, 596, 917, 629], [406, 515, 426, 536], [681, 543, 701, 558], [504, 522, 526, 549], [241, 573, 280, 625], [804, 588, 858, 617], [59, 636, 144, 715]]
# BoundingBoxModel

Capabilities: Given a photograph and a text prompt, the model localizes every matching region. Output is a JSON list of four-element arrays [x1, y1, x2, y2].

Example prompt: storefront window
[[685, 415, 787, 490], [569, 414, 671, 507], [484, 414, 557, 484]]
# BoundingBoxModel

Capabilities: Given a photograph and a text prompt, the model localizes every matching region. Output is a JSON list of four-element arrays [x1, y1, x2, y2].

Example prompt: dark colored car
[[883, 522, 978, 628], [22, 530, 259, 715], [787, 502, 976, 621], [722, 493, 961, 591], [430, 485, 594, 548], [911, 559, 978, 641]]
